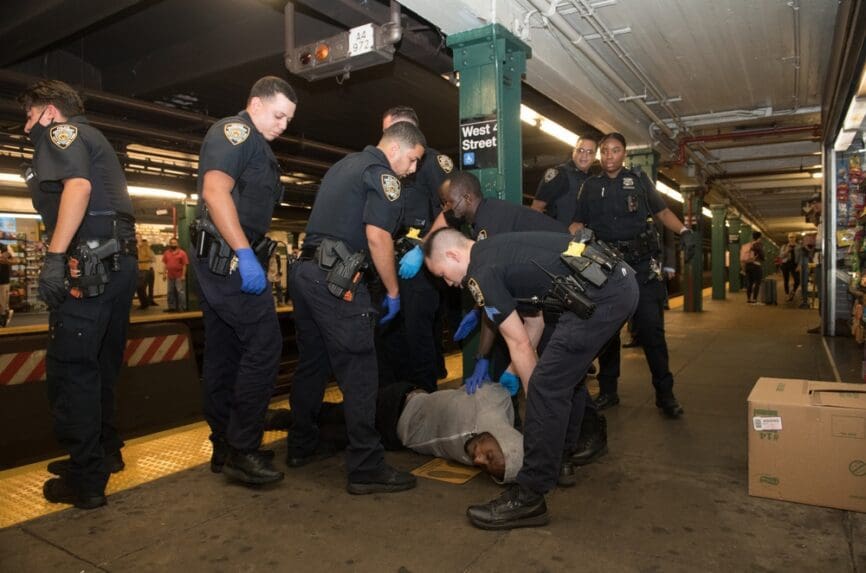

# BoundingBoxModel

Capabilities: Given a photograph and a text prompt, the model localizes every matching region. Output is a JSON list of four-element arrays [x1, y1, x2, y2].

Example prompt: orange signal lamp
[[315, 44, 330, 61]]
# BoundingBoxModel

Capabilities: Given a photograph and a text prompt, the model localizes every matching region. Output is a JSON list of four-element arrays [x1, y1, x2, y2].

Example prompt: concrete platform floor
[[1, 288, 864, 572]]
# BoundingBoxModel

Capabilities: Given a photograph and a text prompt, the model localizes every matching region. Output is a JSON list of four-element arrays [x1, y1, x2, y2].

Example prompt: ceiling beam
[[0, 0, 147, 66]]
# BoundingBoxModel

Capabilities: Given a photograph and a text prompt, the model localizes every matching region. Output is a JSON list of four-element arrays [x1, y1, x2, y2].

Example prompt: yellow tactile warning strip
[[0, 353, 464, 528]]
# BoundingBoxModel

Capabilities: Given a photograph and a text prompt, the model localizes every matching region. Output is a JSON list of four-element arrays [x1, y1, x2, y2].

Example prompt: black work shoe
[[47, 450, 125, 477], [222, 451, 284, 485], [212, 444, 274, 473], [286, 442, 338, 468], [557, 459, 576, 487], [595, 392, 620, 411], [656, 396, 684, 419], [571, 414, 608, 466], [466, 484, 549, 530], [43, 478, 106, 510], [346, 464, 417, 495]]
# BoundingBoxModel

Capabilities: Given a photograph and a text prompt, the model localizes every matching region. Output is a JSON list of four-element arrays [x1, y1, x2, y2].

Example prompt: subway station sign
[[459, 116, 498, 169]]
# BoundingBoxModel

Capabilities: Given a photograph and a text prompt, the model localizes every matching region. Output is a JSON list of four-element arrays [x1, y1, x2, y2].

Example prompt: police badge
[[223, 122, 250, 146], [543, 168, 558, 183], [437, 154, 454, 173], [622, 177, 635, 189], [466, 277, 485, 306], [381, 174, 401, 202], [49, 124, 78, 149]]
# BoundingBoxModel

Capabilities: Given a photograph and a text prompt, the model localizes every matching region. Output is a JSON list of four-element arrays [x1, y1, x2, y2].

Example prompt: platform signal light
[[299, 51, 313, 66], [315, 43, 330, 61]]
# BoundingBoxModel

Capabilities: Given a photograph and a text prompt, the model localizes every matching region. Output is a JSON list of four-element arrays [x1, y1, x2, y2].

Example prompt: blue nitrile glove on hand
[[464, 358, 490, 395], [379, 294, 400, 325], [453, 308, 481, 341], [236, 248, 267, 294], [398, 245, 423, 279], [499, 371, 520, 396]]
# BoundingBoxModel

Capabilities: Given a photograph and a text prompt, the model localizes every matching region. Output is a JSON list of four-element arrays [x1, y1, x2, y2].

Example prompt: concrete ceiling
[[0, 0, 850, 242]]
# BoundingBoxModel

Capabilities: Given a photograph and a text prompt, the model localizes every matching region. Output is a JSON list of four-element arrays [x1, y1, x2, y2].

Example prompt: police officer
[[424, 228, 638, 529], [288, 121, 426, 494], [20, 80, 138, 509], [379, 106, 452, 392], [191, 76, 296, 485], [570, 132, 698, 418], [530, 136, 598, 225]]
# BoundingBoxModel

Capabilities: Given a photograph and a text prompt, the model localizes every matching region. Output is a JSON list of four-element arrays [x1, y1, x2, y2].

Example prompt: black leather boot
[[346, 464, 417, 495], [595, 392, 620, 410], [222, 450, 284, 485], [47, 450, 125, 477], [466, 484, 549, 530], [43, 478, 106, 510], [571, 414, 608, 466], [656, 395, 684, 419]]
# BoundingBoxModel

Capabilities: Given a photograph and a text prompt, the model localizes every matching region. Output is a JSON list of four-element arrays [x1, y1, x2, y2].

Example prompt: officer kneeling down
[[424, 229, 639, 530]]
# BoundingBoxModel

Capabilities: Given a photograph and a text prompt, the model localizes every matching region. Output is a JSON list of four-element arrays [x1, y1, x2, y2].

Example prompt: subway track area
[[1, 285, 864, 572]]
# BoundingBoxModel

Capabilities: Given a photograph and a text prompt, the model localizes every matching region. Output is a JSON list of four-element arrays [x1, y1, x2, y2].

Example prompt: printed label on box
[[753, 416, 783, 431]]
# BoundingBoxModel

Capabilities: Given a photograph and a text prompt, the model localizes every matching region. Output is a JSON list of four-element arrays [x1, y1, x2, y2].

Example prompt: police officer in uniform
[[570, 132, 698, 418], [288, 121, 426, 494], [20, 80, 138, 509], [424, 228, 638, 529], [530, 136, 598, 225], [191, 76, 297, 485], [379, 106, 452, 392]]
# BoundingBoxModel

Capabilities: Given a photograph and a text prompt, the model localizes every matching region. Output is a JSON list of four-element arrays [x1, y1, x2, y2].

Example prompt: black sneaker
[[222, 451, 284, 485], [656, 396, 684, 419], [571, 414, 608, 466], [47, 450, 125, 477], [466, 484, 549, 530], [594, 392, 620, 411], [43, 478, 106, 510], [211, 442, 275, 474], [346, 464, 417, 495]]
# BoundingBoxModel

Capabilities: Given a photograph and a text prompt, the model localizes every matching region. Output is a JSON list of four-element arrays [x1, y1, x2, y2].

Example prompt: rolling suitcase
[[759, 278, 778, 305]]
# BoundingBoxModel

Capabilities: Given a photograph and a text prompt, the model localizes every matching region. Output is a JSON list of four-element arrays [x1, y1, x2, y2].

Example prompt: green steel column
[[447, 24, 530, 202], [447, 25, 530, 376], [710, 203, 727, 300], [628, 149, 659, 181], [681, 189, 704, 312], [727, 217, 742, 292]]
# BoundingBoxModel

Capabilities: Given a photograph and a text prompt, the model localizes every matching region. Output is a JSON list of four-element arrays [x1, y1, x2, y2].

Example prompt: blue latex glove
[[236, 248, 267, 294], [398, 245, 423, 279], [499, 371, 520, 396], [464, 358, 490, 395], [453, 308, 481, 341], [379, 294, 400, 325]]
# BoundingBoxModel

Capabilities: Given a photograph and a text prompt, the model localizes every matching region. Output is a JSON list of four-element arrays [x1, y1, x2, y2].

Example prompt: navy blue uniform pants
[[518, 264, 638, 495], [287, 260, 385, 479], [46, 255, 137, 495], [378, 269, 441, 392], [597, 275, 675, 400], [192, 256, 281, 452]]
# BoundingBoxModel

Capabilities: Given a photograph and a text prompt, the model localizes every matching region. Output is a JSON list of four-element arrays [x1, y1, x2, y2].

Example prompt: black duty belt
[[299, 245, 318, 261], [119, 238, 137, 258]]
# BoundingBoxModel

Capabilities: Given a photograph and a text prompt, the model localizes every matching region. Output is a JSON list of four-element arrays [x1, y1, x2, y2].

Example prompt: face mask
[[169, 245, 177, 250], [27, 108, 49, 144], [444, 209, 464, 228]]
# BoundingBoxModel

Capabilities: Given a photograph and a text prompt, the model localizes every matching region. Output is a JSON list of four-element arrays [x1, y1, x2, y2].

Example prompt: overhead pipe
[[0, 68, 354, 157], [673, 124, 822, 165], [383, 1, 404, 45]]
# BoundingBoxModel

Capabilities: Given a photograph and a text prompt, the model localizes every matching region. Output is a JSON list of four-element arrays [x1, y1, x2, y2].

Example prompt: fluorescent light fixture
[[189, 194, 199, 201], [519, 104, 578, 147], [0, 212, 41, 220], [812, 172, 823, 179], [127, 186, 188, 200], [0, 173, 26, 186], [656, 181, 683, 203], [702, 207, 713, 218], [834, 128, 857, 151]]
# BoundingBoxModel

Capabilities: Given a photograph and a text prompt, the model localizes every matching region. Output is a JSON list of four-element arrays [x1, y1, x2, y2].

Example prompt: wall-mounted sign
[[459, 116, 498, 169]]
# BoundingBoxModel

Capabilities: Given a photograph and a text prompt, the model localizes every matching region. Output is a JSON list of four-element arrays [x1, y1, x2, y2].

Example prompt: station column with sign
[[727, 216, 742, 292], [711, 203, 728, 300], [682, 189, 704, 312], [446, 24, 530, 204]]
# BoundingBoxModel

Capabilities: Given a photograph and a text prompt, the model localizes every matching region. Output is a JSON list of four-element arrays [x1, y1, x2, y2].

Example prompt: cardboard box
[[747, 378, 866, 513]]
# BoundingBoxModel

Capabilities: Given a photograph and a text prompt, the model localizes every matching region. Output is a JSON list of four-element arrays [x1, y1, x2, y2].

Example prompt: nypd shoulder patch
[[543, 168, 559, 183], [49, 124, 78, 149], [381, 173, 401, 202], [223, 122, 250, 146], [437, 154, 454, 174], [466, 277, 485, 306]]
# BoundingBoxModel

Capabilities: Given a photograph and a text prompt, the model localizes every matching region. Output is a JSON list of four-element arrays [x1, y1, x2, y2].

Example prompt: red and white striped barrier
[[0, 334, 191, 386]]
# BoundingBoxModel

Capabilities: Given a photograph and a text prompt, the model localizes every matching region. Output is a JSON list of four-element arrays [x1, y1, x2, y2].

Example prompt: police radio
[[532, 261, 596, 320]]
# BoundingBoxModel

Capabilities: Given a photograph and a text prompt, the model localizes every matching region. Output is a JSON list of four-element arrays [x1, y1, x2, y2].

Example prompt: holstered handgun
[[532, 261, 596, 320], [317, 238, 367, 301], [191, 217, 233, 275], [67, 239, 119, 298]]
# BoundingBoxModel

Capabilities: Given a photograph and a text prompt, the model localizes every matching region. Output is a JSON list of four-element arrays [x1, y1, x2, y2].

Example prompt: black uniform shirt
[[471, 197, 567, 240], [401, 148, 452, 236], [534, 162, 590, 225], [197, 110, 282, 241], [464, 232, 575, 326], [573, 168, 666, 242], [31, 116, 134, 239], [304, 146, 403, 253]]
